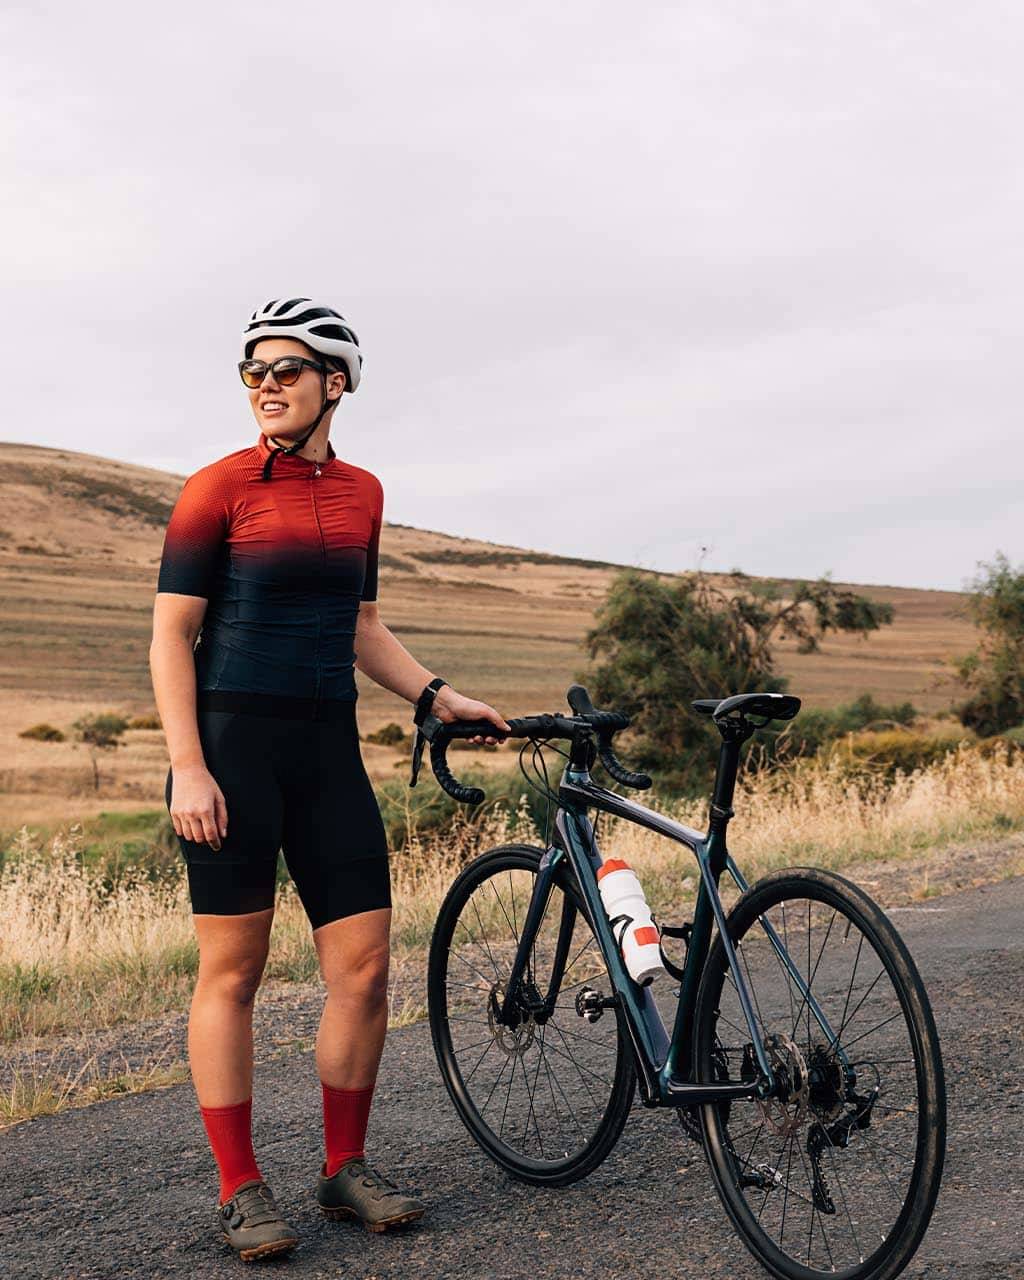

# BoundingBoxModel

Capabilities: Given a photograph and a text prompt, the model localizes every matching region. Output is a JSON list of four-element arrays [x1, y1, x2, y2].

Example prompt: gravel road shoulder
[[0, 868, 1021, 1279]]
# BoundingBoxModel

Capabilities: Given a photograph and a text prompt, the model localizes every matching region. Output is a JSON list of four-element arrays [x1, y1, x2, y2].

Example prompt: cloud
[[2, 0, 1021, 590]]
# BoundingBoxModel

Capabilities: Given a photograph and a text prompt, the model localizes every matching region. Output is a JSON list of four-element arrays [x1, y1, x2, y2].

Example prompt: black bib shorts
[[164, 694, 391, 930]]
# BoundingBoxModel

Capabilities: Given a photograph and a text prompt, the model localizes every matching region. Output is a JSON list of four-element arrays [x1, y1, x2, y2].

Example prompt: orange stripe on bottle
[[596, 858, 632, 881], [633, 926, 659, 947]]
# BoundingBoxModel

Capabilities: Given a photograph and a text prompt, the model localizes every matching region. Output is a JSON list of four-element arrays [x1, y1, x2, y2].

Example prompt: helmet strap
[[260, 371, 339, 482]]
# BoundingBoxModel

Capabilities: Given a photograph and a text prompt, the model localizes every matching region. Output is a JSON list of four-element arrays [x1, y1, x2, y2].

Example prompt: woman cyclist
[[150, 298, 511, 1261]]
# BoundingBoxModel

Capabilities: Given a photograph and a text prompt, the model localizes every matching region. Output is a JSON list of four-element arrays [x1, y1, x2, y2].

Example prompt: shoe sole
[[318, 1203, 425, 1232], [225, 1234, 299, 1262]]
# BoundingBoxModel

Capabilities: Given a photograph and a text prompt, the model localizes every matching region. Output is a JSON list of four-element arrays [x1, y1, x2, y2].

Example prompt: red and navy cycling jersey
[[156, 433, 383, 703]]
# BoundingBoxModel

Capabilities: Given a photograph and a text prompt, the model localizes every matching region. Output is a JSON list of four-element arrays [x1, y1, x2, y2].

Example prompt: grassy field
[[0, 440, 977, 836]]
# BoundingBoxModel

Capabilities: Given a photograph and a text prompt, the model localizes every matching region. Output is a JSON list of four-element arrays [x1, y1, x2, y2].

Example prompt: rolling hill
[[0, 441, 976, 829]]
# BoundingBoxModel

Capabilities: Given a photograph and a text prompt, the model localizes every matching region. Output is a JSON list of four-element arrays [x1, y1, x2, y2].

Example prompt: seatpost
[[709, 739, 741, 835], [708, 715, 754, 838]]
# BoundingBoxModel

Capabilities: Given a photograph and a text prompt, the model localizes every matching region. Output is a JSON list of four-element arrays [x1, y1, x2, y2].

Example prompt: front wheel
[[427, 843, 636, 1186], [694, 867, 946, 1280]]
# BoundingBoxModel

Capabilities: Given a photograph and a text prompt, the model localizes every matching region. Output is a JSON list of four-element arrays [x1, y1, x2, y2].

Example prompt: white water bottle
[[596, 858, 666, 986]]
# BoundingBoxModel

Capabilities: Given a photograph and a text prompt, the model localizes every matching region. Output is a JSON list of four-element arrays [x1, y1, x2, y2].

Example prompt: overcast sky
[[4, 2, 1021, 592]]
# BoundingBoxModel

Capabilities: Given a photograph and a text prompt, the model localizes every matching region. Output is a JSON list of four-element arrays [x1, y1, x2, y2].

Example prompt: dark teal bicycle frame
[[496, 729, 847, 1109]]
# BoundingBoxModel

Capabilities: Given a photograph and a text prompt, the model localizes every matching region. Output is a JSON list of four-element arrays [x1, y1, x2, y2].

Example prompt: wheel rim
[[435, 855, 629, 1171], [700, 882, 941, 1277]]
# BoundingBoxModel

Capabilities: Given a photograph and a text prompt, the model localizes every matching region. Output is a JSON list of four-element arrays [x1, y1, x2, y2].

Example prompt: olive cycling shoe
[[218, 1178, 300, 1262], [315, 1157, 427, 1232]]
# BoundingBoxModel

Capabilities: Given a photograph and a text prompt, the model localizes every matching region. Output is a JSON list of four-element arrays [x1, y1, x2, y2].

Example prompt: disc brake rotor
[[757, 1033, 810, 1138], [487, 981, 536, 1056]]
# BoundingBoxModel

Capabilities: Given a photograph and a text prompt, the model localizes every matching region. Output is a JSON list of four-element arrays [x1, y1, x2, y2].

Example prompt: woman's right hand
[[169, 763, 228, 850]]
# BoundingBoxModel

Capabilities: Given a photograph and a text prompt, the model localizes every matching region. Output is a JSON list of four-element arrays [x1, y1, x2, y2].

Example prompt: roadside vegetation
[[579, 566, 894, 791], [4, 555, 1024, 1126]]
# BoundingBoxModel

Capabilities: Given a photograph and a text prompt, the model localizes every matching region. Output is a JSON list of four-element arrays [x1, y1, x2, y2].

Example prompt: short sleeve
[[360, 477, 384, 603], [156, 468, 230, 599]]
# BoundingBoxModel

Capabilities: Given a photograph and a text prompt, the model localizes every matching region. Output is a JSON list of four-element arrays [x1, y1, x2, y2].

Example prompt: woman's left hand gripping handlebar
[[431, 687, 512, 744]]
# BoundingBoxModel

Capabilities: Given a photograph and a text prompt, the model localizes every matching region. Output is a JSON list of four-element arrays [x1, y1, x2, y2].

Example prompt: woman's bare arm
[[149, 594, 227, 847], [354, 602, 510, 741], [149, 594, 208, 767]]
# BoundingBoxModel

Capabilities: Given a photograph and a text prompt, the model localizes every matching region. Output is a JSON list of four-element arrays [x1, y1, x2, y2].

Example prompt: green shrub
[[365, 722, 409, 747], [778, 693, 918, 758], [72, 712, 129, 747], [127, 713, 162, 730], [374, 761, 554, 850], [952, 552, 1024, 735], [18, 723, 65, 742], [823, 729, 972, 777]]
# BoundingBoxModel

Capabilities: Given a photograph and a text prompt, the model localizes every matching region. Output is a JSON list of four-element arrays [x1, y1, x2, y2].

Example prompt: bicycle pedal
[[575, 986, 617, 1023]]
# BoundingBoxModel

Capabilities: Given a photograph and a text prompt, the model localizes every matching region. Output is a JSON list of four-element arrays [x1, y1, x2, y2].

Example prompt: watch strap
[[413, 677, 450, 727]]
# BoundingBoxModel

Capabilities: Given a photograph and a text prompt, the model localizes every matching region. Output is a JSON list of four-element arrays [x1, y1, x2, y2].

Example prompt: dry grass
[[2, 1053, 188, 1128], [608, 741, 1024, 920], [2, 748, 1023, 1124], [4, 748, 1022, 1045], [0, 801, 539, 1045]]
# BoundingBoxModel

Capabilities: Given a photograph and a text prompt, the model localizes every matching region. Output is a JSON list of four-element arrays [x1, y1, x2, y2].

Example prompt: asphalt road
[[1, 877, 1022, 1280]]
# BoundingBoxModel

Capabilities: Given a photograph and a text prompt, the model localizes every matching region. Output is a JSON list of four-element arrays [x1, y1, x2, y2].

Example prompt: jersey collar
[[255, 432, 337, 469]]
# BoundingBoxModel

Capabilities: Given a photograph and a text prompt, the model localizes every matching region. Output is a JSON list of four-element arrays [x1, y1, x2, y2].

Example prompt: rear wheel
[[427, 843, 635, 1185], [695, 868, 945, 1280]]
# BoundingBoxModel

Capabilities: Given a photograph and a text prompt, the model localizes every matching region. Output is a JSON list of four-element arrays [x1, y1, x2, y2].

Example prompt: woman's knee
[[325, 940, 390, 1008], [197, 961, 266, 1006], [193, 912, 272, 1005]]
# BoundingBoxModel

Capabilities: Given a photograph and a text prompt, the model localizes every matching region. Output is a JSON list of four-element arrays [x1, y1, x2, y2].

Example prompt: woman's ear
[[327, 367, 347, 401]]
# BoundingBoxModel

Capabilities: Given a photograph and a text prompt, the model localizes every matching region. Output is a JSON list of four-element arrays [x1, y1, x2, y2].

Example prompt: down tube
[[555, 808, 670, 1103]]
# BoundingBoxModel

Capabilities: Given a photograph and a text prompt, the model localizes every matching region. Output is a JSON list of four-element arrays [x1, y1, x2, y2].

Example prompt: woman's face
[[246, 337, 346, 437]]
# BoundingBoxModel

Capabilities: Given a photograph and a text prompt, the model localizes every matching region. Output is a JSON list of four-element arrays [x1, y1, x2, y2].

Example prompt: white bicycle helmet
[[243, 297, 362, 392], [243, 297, 363, 481]]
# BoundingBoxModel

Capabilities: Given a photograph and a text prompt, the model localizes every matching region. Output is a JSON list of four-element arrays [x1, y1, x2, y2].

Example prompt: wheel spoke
[[696, 880, 943, 1278], [433, 853, 630, 1178]]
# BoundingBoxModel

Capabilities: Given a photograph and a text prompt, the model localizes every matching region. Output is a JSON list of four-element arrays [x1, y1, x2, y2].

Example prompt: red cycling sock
[[321, 1082, 375, 1177], [199, 1097, 263, 1205]]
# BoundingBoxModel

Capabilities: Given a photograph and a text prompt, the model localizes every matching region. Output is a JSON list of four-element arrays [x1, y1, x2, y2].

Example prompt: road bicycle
[[411, 685, 946, 1280]]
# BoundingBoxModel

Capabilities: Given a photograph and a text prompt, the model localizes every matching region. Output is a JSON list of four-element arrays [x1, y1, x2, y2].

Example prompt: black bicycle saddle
[[691, 693, 801, 722]]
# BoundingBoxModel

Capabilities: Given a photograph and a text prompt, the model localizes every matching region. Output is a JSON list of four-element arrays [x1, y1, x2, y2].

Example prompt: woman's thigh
[[165, 711, 285, 917], [278, 712, 391, 932]]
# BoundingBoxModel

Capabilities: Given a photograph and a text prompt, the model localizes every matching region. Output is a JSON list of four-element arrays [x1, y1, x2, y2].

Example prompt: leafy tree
[[578, 568, 894, 791], [953, 552, 1024, 735], [72, 712, 129, 792]]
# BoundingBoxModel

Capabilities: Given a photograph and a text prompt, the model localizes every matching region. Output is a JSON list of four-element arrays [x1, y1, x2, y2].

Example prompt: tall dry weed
[[2, 750, 1022, 1046], [0, 797, 539, 1044], [607, 742, 1024, 918]]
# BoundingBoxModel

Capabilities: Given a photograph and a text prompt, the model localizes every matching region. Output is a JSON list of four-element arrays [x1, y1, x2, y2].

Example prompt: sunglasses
[[238, 356, 325, 389]]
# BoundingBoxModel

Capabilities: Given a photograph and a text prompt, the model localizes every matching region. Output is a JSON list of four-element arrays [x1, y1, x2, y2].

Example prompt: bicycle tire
[[694, 867, 946, 1280], [427, 843, 636, 1186]]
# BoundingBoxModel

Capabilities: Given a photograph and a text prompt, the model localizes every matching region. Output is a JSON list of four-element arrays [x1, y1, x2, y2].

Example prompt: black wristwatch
[[410, 678, 450, 788], [413, 677, 450, 727]]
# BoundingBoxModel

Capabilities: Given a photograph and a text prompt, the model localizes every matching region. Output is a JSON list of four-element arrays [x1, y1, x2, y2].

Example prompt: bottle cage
[[652, 914, 693, 982]]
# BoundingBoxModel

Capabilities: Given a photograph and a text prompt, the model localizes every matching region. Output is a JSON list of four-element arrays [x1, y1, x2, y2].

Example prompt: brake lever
[[409, 711, 445, 787]]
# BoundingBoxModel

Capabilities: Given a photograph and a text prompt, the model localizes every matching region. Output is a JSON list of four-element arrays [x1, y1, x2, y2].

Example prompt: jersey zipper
[[310, 466, 326, 718]]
